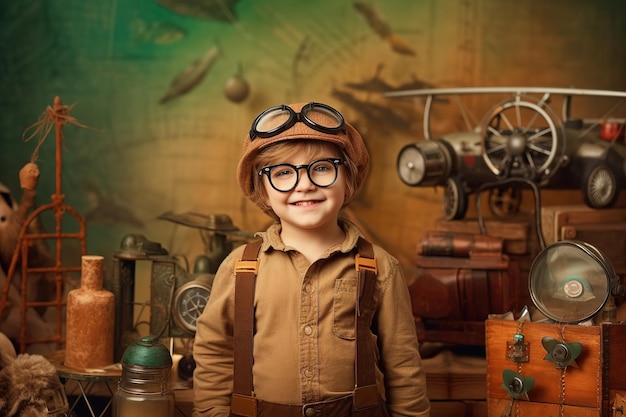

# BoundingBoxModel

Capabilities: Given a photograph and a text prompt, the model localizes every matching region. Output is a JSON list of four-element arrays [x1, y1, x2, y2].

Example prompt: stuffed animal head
[[0, 349, 68, 417], [0, 183, 20, 272], [0, 181, 17, 218]]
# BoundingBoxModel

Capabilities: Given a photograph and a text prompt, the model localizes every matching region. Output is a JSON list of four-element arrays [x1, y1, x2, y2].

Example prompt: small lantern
[[113, 335, 175, 417]]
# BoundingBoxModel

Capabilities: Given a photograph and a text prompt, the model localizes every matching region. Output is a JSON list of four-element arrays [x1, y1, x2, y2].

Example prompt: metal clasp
[[506, 333, 529, 363]]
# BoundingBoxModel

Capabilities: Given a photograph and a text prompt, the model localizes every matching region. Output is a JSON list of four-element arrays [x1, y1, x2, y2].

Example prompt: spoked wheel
[[582, 163, 621, 208], [442, 177, 468, 220], [489, 186, 522, 218], [481, 95, 565, 183]]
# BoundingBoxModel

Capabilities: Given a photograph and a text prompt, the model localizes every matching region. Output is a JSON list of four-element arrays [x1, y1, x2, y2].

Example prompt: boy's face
[[261, 146, 346, 233]]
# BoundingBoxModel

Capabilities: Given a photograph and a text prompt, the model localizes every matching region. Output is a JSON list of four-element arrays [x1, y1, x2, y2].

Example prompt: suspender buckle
[[353, 384, 380, 410], [355, 254, 377, 274], [235, 259, 260, 274], [231, 393, 258, 417]]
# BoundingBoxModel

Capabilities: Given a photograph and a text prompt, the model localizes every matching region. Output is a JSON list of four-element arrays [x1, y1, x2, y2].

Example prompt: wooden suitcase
[[486, 319, 626, 417]]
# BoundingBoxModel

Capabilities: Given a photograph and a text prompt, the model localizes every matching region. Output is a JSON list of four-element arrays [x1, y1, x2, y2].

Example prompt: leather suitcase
[[408, 232, 519, 345], [540, 205, 626, 277], [410, 231, 518, 321], [486, 319, 626, 417]]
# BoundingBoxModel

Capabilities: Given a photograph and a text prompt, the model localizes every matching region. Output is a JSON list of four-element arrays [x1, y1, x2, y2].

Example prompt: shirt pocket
[[333, 278, 356, 340]]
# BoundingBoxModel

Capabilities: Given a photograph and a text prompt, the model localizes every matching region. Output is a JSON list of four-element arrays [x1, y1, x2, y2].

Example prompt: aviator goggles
[[249, 102, 346, 140], [259, 158, 345, 192]]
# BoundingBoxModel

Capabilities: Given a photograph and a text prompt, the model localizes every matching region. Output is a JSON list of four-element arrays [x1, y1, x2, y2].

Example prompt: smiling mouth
[[292, 200, 322, 206]]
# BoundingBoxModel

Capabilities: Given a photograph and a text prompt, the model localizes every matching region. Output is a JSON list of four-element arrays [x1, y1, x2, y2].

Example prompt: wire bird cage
[[0, 96, 87, 353]]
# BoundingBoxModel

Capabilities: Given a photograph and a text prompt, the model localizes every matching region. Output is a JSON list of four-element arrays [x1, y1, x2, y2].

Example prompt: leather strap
[[354, 237, 379, 410], [232, 238, 263, 414]]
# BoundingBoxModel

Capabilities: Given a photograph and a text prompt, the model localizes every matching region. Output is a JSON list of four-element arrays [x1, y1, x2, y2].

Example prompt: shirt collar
[[257, 218, 363, 256]]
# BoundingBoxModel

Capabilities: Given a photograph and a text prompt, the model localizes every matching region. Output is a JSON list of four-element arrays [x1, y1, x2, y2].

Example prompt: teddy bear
[[0, 163, 57, 354]]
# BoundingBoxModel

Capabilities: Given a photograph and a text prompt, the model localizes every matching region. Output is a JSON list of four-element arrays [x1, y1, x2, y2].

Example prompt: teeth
[[294, 201, 317, 206]]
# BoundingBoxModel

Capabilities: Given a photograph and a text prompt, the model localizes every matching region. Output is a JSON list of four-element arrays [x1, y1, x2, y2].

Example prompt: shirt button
[[304, 406, 316, 416], [304, 367, 313, 378], [305, 284, 313, 293], [304, 325, 313, 335]]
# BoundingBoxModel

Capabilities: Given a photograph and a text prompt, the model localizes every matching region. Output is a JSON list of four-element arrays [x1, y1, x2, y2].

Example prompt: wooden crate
[[540, 205, 626, 276], [486, 319, 626, 417]]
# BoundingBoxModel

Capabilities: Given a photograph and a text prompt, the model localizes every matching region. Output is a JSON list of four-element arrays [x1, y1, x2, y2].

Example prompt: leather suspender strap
[[354, 237, 380, 410], [232, 239, 263, 417]]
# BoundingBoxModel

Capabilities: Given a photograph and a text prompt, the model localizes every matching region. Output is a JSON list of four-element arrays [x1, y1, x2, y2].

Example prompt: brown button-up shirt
[[193, 220, 430, 417]]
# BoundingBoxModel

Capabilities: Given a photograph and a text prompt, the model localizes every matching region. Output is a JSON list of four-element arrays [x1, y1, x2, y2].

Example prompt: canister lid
[[121, 335, 173, 368]]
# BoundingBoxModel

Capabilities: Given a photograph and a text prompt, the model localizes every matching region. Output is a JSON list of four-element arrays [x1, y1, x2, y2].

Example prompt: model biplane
[[385, 87, 626, 220]]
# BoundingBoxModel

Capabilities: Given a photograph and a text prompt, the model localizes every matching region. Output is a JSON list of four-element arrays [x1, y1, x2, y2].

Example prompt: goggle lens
[[254, 107, 294, 136], [302, 104, 344, 130], [250, 102, 345, 140]]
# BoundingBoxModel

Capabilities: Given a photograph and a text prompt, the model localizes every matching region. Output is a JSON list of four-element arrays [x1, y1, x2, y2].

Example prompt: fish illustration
[[131, 19, 186, 45], [353, 2, 391, 38], [385, 33, 417, 56], [353, 2, 417, 56], [159, 44, 222, 104]]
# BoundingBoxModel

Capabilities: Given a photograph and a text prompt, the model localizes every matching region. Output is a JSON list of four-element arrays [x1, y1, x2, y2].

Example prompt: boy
[[193, 102, 430, 417]]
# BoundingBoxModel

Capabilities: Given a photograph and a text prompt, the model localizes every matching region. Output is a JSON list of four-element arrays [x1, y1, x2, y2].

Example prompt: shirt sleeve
[[374, 248, 431, 417], [192, 247, 243, 417]]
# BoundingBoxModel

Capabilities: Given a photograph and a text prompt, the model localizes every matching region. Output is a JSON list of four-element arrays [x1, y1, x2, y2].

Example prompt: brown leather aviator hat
[[237, 102, 370, 200]]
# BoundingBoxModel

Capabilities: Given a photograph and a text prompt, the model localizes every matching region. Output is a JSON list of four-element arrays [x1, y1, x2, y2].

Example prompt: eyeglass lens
[[265, 159, 341, 192]]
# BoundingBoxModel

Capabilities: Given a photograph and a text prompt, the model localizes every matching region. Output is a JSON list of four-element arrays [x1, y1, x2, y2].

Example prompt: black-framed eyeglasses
[[249, 102, 346, 140], [258, 158, 345, 192]]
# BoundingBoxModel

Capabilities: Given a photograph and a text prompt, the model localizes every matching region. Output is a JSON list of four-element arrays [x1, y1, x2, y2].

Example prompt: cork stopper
[[81, 255, 104, 290]]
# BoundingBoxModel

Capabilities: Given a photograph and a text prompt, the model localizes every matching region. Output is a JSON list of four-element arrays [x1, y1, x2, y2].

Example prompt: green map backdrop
[[1, 0, 625, 277]]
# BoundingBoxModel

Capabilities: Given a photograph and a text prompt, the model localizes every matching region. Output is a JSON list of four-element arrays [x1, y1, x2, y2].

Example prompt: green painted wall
[[1, 0, 625, 275]]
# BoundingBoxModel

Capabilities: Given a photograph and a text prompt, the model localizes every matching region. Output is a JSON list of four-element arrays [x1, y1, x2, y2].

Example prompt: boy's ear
[[260, 187, 270, 206], [344, 186, 353, 202]]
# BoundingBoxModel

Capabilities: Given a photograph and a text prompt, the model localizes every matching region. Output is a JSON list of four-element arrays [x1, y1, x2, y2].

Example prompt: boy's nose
[[294, 170, 316, 191]]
